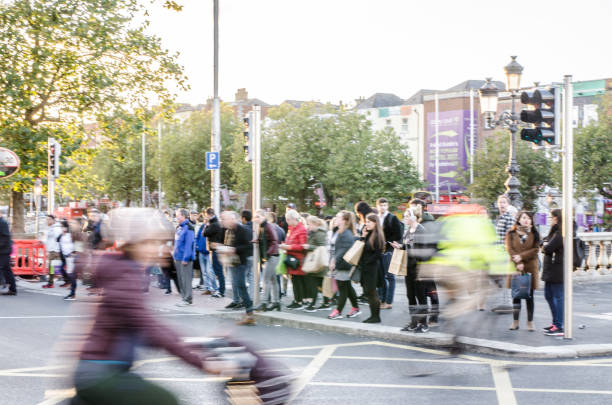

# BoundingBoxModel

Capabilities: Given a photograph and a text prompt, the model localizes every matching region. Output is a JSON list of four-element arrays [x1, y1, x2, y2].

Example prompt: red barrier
[[11, 240, 47, 276]]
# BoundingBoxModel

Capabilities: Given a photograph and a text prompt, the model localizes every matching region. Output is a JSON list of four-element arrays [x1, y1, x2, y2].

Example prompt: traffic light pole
[[252, 105, 262, 307], [47, 138, 55, 215], [562, 75, 574, 340], [211, 0, 221, 215]]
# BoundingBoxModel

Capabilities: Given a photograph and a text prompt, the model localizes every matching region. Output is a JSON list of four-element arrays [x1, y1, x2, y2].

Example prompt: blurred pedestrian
[[220, 211, 255, 325], [42, 215, 63, 288], [302, 216, 329, 312], [195, 214, 220, 297], [505, 211, 540, 331], [203, 207, 226, 297], [253, 209, 280, 311], [241, 209, 255, 301]]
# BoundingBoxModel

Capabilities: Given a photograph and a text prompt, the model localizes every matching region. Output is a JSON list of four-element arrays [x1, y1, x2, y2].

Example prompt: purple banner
[[425, 110, 477, 192]]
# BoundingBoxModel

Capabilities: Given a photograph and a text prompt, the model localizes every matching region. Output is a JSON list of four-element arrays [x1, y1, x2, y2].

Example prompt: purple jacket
[[79, 252, 201, 369]]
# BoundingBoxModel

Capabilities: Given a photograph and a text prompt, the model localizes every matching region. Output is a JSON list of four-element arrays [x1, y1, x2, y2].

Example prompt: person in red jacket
[[280, 210, 308, 309]]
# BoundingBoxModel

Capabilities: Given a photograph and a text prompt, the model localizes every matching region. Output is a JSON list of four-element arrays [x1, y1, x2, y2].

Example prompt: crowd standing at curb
[[0, 194, 571, 342]]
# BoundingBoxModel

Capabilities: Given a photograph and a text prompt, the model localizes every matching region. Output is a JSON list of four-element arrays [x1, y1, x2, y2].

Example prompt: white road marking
[[490, 363, 518, 405], [309, 381, 495, 391], [289, 346, 336, 403]]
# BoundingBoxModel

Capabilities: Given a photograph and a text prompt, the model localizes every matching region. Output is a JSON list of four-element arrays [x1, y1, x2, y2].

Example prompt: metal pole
[[211, 0, 221, 214], [48, 138, 55, 215], [142, 124, 146, 207], [563, 75, 574, 339], [252, 106, 262, 306], [506, 93, 522, 208], [434, 93, 439, 203], [158, 120, 162, 208], [469, 89, 475, 184]]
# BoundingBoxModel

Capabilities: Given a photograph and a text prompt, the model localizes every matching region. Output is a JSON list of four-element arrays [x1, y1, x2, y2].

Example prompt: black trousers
[[162, 263, 180, 294], [364, 287, 380, 319], [513, 290, 535, 321], [0, 254, 16, 293], [405, 268, 427, 324], [336, 280, 358, 313], [304, 275, 321, 304], [291, 274, 307, 303]]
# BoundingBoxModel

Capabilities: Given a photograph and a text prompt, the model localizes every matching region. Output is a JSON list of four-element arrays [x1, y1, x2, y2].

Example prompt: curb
[[209, 310, 612, 359]]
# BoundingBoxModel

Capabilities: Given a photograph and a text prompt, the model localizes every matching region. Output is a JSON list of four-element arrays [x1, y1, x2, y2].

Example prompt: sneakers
[[63, 294, 76, 301], [316, 303, 332, 311], [415, 324, 429, 333], [380, 303, 392, 310], [225, 302, 240, 309], [347, 307, 362, 318], [543, 324, 555, 331], [303, 305, 317, 313], [164, 290, 172, 295], [328, 309, 343, 319], [286, 302, 303, 310], [545, 326, 564, 336], [401, 321, 418, 332], [42, 284, 54, 289]]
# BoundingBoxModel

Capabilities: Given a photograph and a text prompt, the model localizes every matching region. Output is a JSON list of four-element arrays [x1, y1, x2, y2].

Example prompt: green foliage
[[0, 0, 185, 229], [574, 93, 612, 199], [260, 104, 423, 211], [463, 131, 560, 210]]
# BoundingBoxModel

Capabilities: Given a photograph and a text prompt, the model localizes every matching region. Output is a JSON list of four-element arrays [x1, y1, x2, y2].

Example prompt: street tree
[[574, 93, 612, 199], [463, 131, 559, 211], [260, 103, 423, 211], [0, 0, 185, 231]]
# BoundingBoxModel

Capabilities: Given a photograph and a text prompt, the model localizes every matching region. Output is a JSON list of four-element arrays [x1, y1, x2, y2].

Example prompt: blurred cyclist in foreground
[[70, 208, 203, 405]]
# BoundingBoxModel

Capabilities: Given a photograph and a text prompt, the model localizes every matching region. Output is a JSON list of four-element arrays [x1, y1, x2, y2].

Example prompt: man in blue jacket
[[174, 208, 195, 306]]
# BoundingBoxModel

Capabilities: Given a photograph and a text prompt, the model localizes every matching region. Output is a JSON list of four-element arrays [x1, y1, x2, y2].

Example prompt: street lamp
[[33, 178, 42, 236], [479, 56, 524, 208]]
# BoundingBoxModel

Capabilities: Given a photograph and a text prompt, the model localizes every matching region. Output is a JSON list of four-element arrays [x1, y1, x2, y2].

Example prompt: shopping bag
[[302, 246, 329, 273], [275, 253, 288, 275], [322, 276, 334, 298], [511, 272, 532, 300], [284, 254, 301, 270], [343, 240, 365, 266], [388, 248, 407, 276]]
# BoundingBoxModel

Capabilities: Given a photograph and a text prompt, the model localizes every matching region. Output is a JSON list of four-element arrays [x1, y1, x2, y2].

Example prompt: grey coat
[[332, 229, 356, 281]]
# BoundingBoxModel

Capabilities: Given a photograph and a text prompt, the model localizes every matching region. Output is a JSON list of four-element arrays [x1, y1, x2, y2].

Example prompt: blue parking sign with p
[[206, 151, 219, 170]]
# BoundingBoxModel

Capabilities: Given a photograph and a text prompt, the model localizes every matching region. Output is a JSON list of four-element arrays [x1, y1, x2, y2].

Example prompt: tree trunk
[[11, 190, 25, 234]]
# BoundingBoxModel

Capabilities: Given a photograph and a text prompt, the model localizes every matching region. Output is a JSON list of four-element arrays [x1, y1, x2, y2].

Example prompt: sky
[[146, 0, 612, 106]]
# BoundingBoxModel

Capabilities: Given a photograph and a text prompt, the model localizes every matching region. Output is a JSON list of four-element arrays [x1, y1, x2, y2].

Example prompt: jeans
[[175, 260, 194, 303], [229, 264, 252, 313], [198, 253, 218, 292], [545, 282, 564, 329], [245, 256, 254, 300], [377, 251, 395, 304], [262, 256, 280, 303], [211, 251, 225, 296]]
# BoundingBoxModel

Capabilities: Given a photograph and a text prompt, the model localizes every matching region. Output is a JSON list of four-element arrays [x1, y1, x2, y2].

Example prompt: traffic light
[[519, 87, 560, 145], [243, 115, 253, 162], [48, 139, 61, 178]]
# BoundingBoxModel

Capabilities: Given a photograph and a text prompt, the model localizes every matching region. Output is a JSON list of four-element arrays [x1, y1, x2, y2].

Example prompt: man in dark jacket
[[203, 207, 225, 297], [173, 208, 195, 306], [0, 213, 16, 296], [376, 198, 403, 308], [220, 211, 254, 325]]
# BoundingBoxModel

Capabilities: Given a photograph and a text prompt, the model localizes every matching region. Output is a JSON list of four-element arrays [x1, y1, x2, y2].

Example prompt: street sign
[[206, 151, 220, 170], [0, 147, 20, 179]]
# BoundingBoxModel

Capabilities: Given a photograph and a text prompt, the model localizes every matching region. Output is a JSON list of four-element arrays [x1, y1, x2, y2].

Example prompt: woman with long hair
[[328, 211, 361, 319], [354, 201, 376, 233], [542, 209, 564, 336], [357, 213, 385, 323], [505, 211, 540, 331]]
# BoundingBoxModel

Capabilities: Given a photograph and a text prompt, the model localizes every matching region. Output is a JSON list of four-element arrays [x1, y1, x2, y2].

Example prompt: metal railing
[[576, 232, 612, 275]]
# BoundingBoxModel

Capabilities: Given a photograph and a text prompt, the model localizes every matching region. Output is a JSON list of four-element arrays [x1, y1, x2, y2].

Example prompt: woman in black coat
[[542, 209, 564, 336], [357, 213, 385, 323]]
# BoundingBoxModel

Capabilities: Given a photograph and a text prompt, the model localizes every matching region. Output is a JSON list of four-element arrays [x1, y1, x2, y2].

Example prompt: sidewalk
[[17, 274, 612, 359]]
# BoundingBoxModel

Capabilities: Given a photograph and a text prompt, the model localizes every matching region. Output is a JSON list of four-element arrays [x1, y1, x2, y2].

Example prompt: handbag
[[302, 246, 329, 273], [275, 253, 288, 275], [284, 254, 301, 270], [511, 272, 532, 300], [388, 248, 407, 276], [343, 240, 365, 266]]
